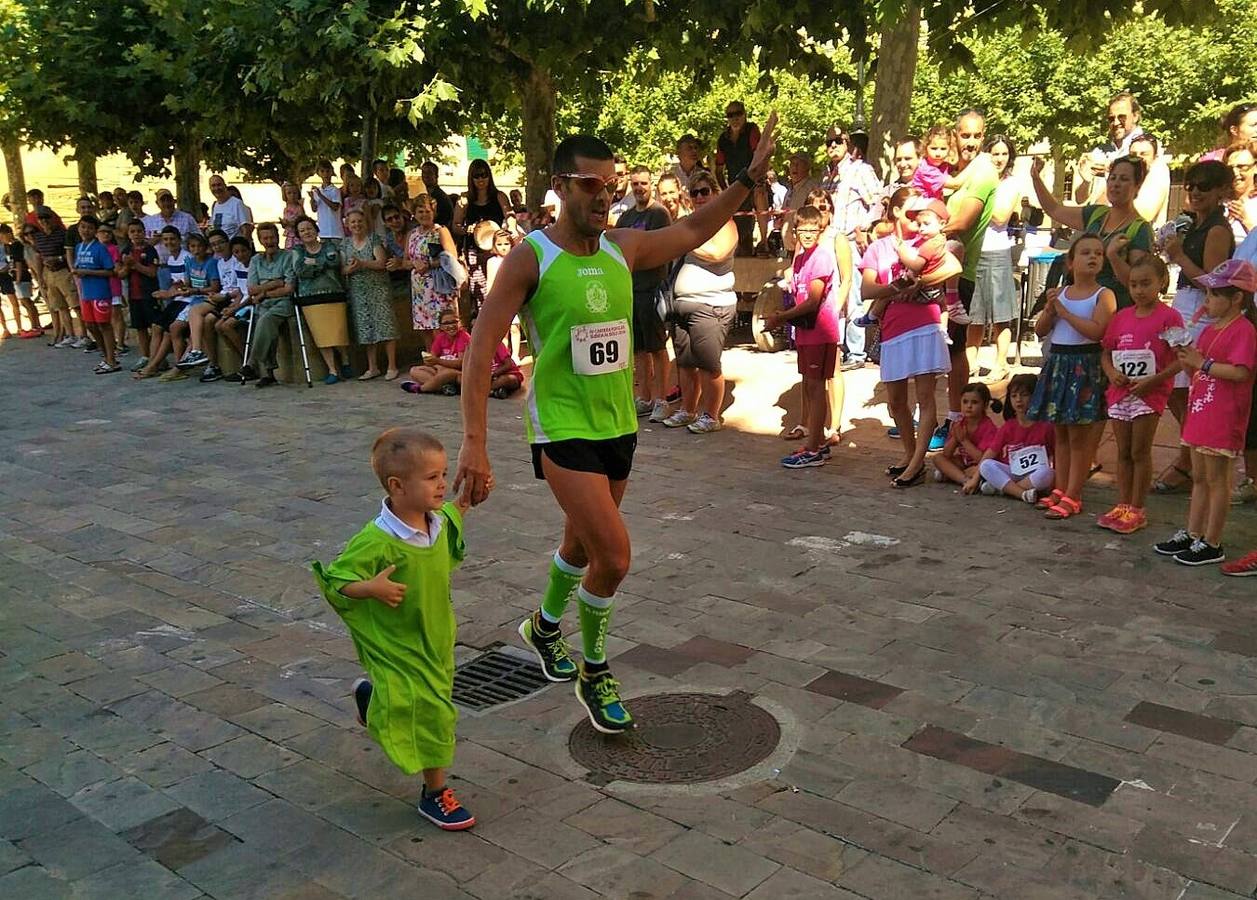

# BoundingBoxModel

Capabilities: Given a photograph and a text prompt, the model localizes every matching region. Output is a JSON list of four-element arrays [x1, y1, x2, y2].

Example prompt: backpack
[[653, 256, 685, 323]]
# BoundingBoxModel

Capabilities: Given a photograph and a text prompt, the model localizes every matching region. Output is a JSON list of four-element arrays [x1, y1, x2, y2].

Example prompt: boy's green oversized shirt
[[311, 503, 464, 774]]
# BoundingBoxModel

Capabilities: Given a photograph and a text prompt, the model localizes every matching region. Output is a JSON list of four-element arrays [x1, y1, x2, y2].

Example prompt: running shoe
[[224, 364, 258, 383], [928, 420, 950, 452], [440, 383, 460, 396], [339, 364, 355, 379], [199, 364, 223, 383], [635, 397, 653, 417], [1110, 507, 1146, 535], [417, 787, 475, 831], [79, 338, 97, 352], [176, 349, 209, 369], [665, 385, 681, 403], [518, 613, 577, 682], [979, 481, 998, 496], [662, 410, 694, 428], [1222, 549, 1257, 577], [575, 666, 633, 734], [946, 300, 971, 326], [1174, 539, 1225, 567], [130, 355, 149, 373], [1020, 489, 1038, 505], [93, 361, 121, 374], [1232, 479, 1257, 506], [781, 449, 826, 469], [686, 413, 722, 434], [1097, 505, 1129, 531], [351, 677, 372, 726], [55, 336, 77, 348], [1154, 529, 1194, 556], [648, 399, 669, 423]]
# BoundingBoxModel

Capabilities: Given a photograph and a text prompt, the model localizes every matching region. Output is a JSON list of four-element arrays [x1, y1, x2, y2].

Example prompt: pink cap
[[1198, 258, 1257, 293], [905, 197, 950, 223]]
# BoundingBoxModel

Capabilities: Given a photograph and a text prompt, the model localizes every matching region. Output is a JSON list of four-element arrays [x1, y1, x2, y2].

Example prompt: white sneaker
[[1232, 479, 1257, 506], [634, 397, 653, 417], [979, 481, 998, 496], [686, 413, 722, 434], [648, 399, 669, 423], [56, 336, 76, 348], [131, 356, 149, 373], [662, 410, 695, 428], [71, 337, 90, 350]]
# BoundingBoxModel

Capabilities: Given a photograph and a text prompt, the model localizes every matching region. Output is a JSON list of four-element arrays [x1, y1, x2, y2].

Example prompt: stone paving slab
[[1, 337, 1256, 898]]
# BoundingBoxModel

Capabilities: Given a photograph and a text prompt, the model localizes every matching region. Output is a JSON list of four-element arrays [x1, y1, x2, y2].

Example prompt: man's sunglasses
[[725, 110, 745, 119], [689, 186, 713, 198], [557, 173, 617, 195], [827, 136, 848, 147]]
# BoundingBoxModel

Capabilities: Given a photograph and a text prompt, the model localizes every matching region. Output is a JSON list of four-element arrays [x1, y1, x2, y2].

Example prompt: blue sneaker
[[781, 449, 827, 469], [351, 678, 372, 726], [576, 666, 633, 734], [887, 419, 917, 439], [323, 373, 340, 385], [928, 420, 950, 452], [417, 786, 476, 831]]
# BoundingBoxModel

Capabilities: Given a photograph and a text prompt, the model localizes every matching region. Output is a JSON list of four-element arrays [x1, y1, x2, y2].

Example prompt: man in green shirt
[[233, 222, 295, 385], [940, 109, 999, 444], [456, 120, 777, 733]]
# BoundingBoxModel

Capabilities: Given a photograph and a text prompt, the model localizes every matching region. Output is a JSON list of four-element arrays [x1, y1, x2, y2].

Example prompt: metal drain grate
[[452, 647, 551, 710]]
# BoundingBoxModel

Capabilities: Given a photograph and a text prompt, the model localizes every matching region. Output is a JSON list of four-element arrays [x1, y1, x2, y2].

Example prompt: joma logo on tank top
[[576, 266, 606, 277]]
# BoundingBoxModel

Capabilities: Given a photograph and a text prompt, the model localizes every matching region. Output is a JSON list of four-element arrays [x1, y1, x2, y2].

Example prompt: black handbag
[[654, 257, 685, 323]]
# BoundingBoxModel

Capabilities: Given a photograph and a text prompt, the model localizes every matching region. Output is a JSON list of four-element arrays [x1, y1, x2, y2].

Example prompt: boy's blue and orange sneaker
[[576, 665, 633, 734], [418, 786, 475, 830]]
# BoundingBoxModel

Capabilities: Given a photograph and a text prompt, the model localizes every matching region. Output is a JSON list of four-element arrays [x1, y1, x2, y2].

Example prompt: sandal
[[1044, 496, 1082, 519], [1153, 464, 1191, 494], [886, 463, 909, 477], [892, 468, 926, 488], [132, 370, 159, 380], [1036, 488, 1065, 510]]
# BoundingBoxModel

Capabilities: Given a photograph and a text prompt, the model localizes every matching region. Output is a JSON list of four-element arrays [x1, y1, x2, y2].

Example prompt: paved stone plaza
[[1, 336, 1256, 900]]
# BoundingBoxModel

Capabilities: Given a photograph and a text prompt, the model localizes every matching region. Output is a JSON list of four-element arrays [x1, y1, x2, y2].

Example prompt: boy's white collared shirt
[[374, 500, 441, 548]]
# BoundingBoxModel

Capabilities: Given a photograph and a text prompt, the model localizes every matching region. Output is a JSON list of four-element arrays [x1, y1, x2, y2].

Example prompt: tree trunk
[[1, 136, 27, 226], [174, 137, 202, 214], [75, 149, 98, 197], [868, 1, 921, 180], [359, 109, 378, 182], [518, 64, 556, 213]]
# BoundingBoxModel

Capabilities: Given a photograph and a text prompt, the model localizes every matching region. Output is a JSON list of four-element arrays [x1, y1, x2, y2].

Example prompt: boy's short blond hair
[[371, 428, 445, 488]]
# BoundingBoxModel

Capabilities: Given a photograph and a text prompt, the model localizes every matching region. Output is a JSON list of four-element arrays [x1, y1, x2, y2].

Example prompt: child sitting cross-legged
[[402, 310, 469, 395], [933, 381, 999, 486]]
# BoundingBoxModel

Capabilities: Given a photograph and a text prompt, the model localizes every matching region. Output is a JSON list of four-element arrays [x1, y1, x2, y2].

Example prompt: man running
[[456, 118, 777, 733]]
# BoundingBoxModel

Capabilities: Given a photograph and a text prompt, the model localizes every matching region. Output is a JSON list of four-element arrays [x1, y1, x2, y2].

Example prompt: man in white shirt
[[1074, 91, 1145, 206], [1129, 133, 1171, 228], [671, 135, 703, 191], [309, 159, 344, 239], [207, 175, 254, 240]]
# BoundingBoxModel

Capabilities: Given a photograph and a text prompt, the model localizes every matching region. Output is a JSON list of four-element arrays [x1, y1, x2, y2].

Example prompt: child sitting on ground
[[968, 373, 1057, 504], [934, 381, 999, 485], [490, 340, 524, 398], [402, 311, 470, 395], [312, 428, 480, 831]]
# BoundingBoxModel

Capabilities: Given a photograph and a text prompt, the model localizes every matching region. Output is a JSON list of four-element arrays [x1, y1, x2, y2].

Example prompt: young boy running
[[313, 428, 480, 830]]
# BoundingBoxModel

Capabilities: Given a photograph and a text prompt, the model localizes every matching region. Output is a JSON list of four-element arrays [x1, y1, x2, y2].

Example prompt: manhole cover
[[569, 691, 781, 785], [452, 648, 550, 710]]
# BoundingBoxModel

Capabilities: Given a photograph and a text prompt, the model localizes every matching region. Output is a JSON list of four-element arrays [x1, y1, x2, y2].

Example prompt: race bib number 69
[[571, 320, 630, 376]]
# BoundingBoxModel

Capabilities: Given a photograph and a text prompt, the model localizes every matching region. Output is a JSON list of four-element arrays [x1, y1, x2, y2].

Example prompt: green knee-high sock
[[539, 551, 585, 627], [577, 584, 614, 665]]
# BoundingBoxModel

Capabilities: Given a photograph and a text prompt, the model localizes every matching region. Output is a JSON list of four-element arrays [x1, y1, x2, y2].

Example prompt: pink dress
[[1182, 316, 1257, 453], [791, 243, 839, 346], [1101, 304, 1182, 414]]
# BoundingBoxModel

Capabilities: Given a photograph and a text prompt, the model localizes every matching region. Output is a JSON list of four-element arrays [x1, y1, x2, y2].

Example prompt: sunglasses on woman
[[689, 186, 713, 198], [1185, 181, 1224, 192]]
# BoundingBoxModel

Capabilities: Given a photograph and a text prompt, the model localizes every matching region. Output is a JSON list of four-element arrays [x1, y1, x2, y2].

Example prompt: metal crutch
[[292, 304, 314, 388], [238, 304, 256, 387]]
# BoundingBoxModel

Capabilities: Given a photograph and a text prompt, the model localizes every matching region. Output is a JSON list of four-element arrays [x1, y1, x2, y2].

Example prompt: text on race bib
[[1009, 444, 1049, 477], [1113, 348, 1156, 380], [571, 319, 630, 376]]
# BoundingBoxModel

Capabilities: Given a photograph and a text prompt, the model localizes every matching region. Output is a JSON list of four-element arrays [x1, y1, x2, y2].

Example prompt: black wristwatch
[[735, 168, 755, 189]]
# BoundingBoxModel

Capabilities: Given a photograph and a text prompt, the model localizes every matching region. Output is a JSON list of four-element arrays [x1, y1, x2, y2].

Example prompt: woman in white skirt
[[862, 229, 961, 487]]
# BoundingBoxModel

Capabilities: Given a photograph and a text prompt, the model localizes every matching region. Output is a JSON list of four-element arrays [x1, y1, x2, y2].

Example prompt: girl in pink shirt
[[1098, 256, 1183, 534], [969, 374, 1057, 503], [1155, 260, 1257, 566], [402, 311, 471, 395], [933, 382, 998, 486]]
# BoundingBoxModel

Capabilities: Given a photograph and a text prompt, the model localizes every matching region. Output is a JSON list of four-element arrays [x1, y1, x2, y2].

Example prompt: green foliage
[[908, 1, 1256, 160]]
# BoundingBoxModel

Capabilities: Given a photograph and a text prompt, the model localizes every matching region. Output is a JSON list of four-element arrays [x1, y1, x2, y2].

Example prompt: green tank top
[[520, 231, 637, 443]]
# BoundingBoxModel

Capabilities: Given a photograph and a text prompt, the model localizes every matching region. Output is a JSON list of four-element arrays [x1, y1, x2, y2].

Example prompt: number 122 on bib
[[571, 320, 630, 376]]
